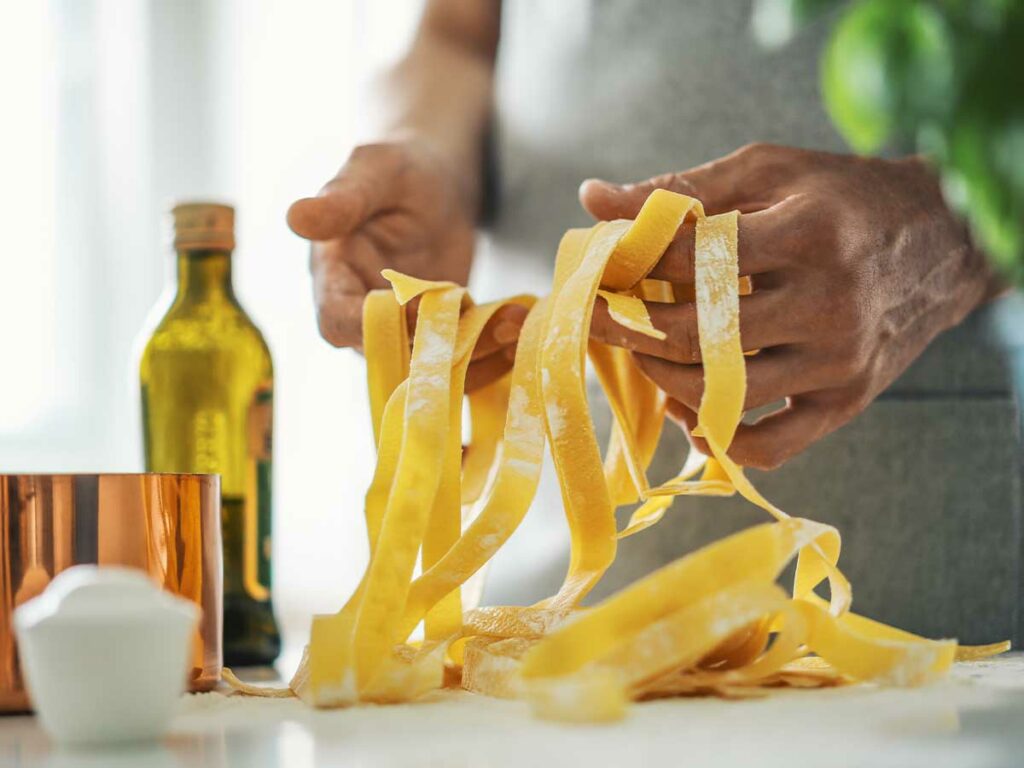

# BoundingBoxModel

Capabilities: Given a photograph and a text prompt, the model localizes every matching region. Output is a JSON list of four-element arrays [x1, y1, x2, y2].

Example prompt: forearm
[[375, 3, 499, 218]]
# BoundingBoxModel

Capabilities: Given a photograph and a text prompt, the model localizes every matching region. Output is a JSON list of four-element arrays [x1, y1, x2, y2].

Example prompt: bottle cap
[[172, 201, 235, 251]]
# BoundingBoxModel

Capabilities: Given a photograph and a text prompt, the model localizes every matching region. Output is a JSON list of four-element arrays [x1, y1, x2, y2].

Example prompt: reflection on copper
[[0, 474, 223, 713]]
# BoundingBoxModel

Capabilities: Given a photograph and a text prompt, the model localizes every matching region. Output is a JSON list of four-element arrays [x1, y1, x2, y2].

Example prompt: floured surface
[[4, 656, 1024, 767]]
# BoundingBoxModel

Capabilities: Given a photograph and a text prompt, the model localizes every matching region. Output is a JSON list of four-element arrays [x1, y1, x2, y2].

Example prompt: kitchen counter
[[2, 654, 1023, 768]]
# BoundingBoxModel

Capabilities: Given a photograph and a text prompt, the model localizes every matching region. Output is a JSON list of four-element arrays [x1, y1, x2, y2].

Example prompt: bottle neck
[[175, 249, 235, 302]]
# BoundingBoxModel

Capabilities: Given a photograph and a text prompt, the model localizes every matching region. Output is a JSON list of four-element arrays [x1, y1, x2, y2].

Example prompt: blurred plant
[[753, 0, 1024, 286]]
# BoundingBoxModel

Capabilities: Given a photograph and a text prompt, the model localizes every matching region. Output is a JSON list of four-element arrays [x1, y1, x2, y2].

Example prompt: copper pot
[[0, 473, 222, 712]]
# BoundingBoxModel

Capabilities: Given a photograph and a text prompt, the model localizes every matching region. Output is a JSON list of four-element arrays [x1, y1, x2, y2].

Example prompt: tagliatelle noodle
[[461, 374, 512, 507], [400, 297, 543, 641], [362, 289, 410, 445], [229, 188, 1007, 718], [420, 293, 514, 640]]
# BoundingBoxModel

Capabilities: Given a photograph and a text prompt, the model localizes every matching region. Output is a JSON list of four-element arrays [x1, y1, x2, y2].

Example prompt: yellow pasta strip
[[954, 641, 1013, 661], [299, 304, 414, 704], [541, 222, 629, 605], [795, 599, 956, 686], [363, 289, 409, 444], [615, 497, 676, 539], [596, 289, 666, 340], [588, 340, 651, 502], [462, 374, 512, 507], [600, 188, 704, 290], [352, 283, 464, 691], [424, 302, 509, 639], [399, 299, 544, 638], [520, 518, 838, 680], [596, 581, 790, 690], [382, 269, 458, 305], [692, 213, 746, 489]]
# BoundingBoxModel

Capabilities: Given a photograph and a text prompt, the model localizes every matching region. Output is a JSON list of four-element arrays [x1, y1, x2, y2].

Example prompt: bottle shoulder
[[141, 300, 271, 362]]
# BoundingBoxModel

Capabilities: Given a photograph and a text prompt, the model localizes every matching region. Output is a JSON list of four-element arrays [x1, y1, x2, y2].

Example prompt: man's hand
[[288, 140, 524, 391], [581, 144, 997, 470]]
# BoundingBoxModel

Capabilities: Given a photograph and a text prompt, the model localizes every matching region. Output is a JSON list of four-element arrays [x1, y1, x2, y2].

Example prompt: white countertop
[[3, 654, 1024, 768]]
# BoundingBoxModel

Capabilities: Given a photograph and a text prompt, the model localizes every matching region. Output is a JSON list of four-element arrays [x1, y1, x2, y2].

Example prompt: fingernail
[[580, 178, 618, 196]]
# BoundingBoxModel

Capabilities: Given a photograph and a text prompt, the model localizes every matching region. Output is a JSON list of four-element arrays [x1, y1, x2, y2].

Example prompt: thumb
[[579, 173, 701, 222], [287, 144, 406, 241]]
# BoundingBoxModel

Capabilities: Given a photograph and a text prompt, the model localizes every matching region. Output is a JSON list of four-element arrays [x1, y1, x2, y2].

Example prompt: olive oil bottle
[[140, 202, 281, 666]]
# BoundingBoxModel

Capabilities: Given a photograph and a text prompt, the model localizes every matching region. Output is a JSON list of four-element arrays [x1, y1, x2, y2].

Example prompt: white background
[[0, 0, 424, 669]]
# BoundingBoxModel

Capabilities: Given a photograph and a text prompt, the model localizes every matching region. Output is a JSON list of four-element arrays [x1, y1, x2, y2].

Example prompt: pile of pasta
[[226, 189, 1007, 721]]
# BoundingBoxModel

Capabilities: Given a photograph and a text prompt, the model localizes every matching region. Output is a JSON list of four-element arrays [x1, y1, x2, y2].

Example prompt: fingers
[[578, 143, 796, 223], [579, 175, 696, 220], [465, 347, 517, 393], [471, 303, 529, 361], [634, 348, 823, 413], [670, 394, 843, 471], [311, 240, 368, 349], [722, 396, 841, 470], [591, 289, 797, 363], [288, 143, 407, 241], [647, 204, 794, 284]]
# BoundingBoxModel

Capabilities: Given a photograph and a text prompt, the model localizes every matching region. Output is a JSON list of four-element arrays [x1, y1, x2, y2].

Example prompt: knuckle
[[344, 142, 411, 181], [662, 173, 698, 196], [647, 172, 677, 189], [349, 141, 395, 163], [735, 141, 777, 160]]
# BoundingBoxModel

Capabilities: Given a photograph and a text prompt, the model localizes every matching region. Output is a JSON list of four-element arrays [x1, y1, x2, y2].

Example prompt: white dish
[[14, 565, 199, 746]]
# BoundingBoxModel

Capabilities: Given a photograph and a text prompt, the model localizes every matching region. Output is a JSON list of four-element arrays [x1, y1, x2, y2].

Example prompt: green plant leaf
[[946, 112, 1024, 284], [821, 0, 899, 152], [821, 0, 954, 153]]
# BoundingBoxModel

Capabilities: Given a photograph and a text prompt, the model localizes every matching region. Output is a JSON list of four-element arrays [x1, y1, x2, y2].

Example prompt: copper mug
[[0, 473, 223, 712]]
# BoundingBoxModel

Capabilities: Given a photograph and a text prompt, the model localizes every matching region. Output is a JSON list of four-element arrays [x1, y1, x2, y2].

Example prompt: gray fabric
[[480, 0, 1024, 644]]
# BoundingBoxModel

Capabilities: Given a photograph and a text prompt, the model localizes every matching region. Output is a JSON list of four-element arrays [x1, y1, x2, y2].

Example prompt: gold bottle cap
[[172, 202, 235, 251]]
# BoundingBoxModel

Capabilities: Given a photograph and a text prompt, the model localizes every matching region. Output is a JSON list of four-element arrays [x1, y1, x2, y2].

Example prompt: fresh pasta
[[229, 189, 1008, 720]]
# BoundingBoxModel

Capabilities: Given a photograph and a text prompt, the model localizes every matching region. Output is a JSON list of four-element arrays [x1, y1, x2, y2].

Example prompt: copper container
[[0, 474, 222, 712]]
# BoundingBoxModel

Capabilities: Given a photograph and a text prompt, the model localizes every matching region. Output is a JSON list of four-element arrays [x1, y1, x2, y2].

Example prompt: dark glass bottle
[[140, 202, 281, 666]]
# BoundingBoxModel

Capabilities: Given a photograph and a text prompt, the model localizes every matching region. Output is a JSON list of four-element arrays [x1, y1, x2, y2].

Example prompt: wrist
[[904, 154, 1005, 319]]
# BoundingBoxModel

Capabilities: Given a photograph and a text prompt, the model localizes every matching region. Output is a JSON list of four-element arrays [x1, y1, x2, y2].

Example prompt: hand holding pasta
[[288, 140, 525, 392], [583, 144, 1001, 469]]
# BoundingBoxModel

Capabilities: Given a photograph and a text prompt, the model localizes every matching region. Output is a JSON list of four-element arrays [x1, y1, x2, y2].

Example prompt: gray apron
[[478, 0, 1023, 645]]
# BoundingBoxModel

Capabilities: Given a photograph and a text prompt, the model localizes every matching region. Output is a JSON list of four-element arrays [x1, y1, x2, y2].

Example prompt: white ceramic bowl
[[14, 566, 199, 745]]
